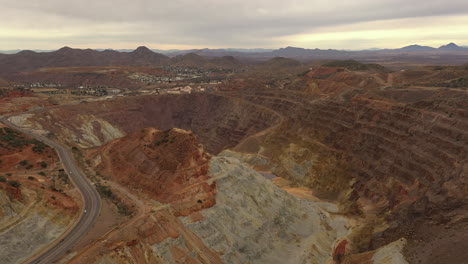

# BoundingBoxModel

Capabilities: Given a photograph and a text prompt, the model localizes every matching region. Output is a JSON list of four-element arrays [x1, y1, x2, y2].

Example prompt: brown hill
[[88, 127, 215, 216], [209, 55, 242, 69], [166, 53, 242, 69], [322, 60, 391, 73], [260, 57, 302, 68], [0, 46, 169, 72], [166, 52, 208, 68]]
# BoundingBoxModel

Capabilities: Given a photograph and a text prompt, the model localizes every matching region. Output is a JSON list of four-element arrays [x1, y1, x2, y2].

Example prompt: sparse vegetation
[[116, 202, 131, 216], [57, 170, 70, 184], [95, 183, 133, 216], [448, 76, 468, 88], [323, 60, 390, 72], [0, 176, 6, 182], [0, 128, 48, 152], [28, 176, 36, 180], [312, 73, 335, 79], [31, 140, 47, 153], [95, 183, 113, 198], [39, 161, 48, 168]]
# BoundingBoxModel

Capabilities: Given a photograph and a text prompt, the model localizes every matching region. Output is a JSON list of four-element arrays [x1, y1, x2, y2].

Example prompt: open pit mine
[[0, 47, 467, 264]]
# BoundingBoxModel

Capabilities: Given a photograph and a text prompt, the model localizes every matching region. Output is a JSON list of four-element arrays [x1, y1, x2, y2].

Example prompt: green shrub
[[19, 160, 28, 166], [0, 176, 6, 182], [116, 202, 131, 216], [39, 161, 47, 168], [28, 176, 35, 180], [31, 140, 47, 153], [7, 180, 21, 188], [95, 183, 113, 199], [57, 171, 70, 184]]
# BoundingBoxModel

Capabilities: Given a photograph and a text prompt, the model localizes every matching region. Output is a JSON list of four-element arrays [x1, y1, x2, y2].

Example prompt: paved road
[[0, 116, 102, 264]]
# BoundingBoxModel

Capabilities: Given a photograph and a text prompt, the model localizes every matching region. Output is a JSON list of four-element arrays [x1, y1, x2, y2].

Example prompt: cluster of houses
[[14, 83, 63, 88], [127, 73, 189, 84], [127, 66, 225, 85]]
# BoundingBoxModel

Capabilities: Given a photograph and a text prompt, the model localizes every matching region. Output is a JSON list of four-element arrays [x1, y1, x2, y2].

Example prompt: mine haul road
[[0, 116, 101, 264]]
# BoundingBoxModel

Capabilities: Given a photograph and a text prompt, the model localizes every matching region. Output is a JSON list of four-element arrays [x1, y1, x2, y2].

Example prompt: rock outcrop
[[89, 128, 215, 216]]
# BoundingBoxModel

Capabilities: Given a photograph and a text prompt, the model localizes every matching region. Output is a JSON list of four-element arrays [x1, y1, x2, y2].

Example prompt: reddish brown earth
[[0, 125, 57, 172], [0, 124, 78, 215], [18, 61, 468, 262], [69, 128, 223, 264], [0, 182, 23, 201], [88, 128, 216, 216], [0, 88, 53, 115]]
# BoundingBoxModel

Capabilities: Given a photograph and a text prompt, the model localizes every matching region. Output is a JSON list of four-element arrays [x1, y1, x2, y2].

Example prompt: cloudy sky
[[2, 0, 468, 50]]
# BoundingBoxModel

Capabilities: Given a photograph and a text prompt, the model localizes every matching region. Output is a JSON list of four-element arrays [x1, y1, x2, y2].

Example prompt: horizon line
[[0, 42, 466, 54]]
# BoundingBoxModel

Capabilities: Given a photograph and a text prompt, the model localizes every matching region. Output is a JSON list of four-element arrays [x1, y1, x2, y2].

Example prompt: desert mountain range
[[1, 42, 468, 73]]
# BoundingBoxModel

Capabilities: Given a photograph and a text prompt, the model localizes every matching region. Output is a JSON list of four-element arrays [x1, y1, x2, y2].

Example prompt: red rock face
[[90, 128, 216, 216], [333, 240, 348, 262]]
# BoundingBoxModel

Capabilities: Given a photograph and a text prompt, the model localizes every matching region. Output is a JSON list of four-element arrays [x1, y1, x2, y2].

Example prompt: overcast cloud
[[1, 0, 468, 50]]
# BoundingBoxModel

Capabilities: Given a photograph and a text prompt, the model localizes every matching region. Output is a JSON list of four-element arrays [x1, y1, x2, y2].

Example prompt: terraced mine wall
[[31, 93, 281, 154], [226, 87, 468, 252]]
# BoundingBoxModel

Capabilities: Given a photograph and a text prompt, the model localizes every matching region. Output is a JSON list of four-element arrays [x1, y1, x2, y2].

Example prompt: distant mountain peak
[[439, 42, 462, 50], [57, 46, 74, 52], [399, 44, 435, 51], [283, 46, 304, 50], [132, 46, 153, 54], [17, 50, 37, 55], [183, 52, 203, 58]]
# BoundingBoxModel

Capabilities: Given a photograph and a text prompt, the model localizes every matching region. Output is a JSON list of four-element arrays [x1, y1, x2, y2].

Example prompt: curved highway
[[0, 116, 102, 264]]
